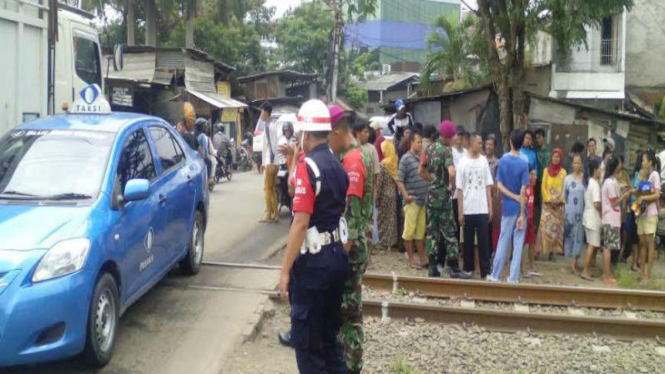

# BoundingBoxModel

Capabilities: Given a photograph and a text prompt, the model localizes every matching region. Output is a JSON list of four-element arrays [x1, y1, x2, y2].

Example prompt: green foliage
[[274, 2, 334, 73], [166, 16, 267, 74], [657, 96, 665, 120], [421, 14, 487, 91], [389, 358, 419, 374], [349, 51, 381, 79], [345, 83, 368, 109]]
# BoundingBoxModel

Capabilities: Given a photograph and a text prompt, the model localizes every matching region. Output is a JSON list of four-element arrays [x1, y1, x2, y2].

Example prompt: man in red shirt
[[328, 106, 372, 374]]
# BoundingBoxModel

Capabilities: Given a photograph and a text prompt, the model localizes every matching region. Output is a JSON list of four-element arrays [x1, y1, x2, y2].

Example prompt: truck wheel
[[180, 211, 204, 275], [83, 273, 119, 368]]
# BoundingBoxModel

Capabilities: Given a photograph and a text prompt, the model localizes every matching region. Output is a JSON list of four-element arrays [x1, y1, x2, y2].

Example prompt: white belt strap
[[304, 157, 322, 196]]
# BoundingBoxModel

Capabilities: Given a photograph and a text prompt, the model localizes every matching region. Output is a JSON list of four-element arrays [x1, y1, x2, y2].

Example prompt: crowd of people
[[367, 105, 664, 287], [270, 97, 665, 374]]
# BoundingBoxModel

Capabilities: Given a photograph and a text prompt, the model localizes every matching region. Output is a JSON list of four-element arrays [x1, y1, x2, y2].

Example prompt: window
[[74, 31, 101, 86], [148, 127, 185, 173], [600, 16, 616, 66], [117, 130, 156, 193], [0, 130, 114, 200]]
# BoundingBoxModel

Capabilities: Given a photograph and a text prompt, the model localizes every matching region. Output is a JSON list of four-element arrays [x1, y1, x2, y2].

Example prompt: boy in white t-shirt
[[456, 133, 493, 279], [581, 159, 602, 281]]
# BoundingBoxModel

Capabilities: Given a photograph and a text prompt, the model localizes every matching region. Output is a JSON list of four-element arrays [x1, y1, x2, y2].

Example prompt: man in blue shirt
[[520, 130, 538, 176], [490, 130, 530, 283]]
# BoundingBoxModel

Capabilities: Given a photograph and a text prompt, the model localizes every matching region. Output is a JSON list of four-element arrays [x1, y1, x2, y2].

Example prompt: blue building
[[344, 0, 460, 67]]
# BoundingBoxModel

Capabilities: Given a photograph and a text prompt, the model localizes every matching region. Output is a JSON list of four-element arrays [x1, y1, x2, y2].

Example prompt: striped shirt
[[397, 151, 430, 206]]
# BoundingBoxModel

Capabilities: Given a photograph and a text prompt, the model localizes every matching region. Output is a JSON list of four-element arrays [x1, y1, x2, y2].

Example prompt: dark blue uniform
[[291, 143, 350, 373]]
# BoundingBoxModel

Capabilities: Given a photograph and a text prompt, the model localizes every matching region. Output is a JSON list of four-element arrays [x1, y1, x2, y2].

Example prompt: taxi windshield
[[0, 129, 115, 201]]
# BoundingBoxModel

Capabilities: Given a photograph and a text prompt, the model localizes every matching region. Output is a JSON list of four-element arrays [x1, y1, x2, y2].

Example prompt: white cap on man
[[603, 134, 616, 150]]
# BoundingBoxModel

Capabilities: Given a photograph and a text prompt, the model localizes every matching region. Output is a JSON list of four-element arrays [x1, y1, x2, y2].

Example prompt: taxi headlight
[[33, 238, 91, 283]]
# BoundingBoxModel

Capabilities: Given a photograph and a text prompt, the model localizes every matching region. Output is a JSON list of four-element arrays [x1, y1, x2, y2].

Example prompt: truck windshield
[[74, 32, 102, 86], [0, 130, 114, 201]]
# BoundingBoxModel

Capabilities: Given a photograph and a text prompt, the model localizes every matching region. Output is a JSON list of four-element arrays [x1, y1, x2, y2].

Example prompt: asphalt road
[[2, 171, 289, 374]]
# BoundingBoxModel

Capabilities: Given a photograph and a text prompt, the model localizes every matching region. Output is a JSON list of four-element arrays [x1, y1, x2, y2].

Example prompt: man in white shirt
[[451, 131, 468, 255], [259, 102, 281, 223], [456, 133, 494, 279]]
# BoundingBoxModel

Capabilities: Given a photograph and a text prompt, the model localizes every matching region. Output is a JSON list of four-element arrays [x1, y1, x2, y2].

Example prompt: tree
[[345, 83, 368, 109], [421, 14, 476, 91], [274, 2, 334, 73], [468, 0, 632, 148]]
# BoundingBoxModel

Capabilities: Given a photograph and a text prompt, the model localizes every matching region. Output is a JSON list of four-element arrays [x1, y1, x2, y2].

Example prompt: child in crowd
[[633, 168, 652, 216], [581, 159, 603, 281], [522, 168, 539, 277]]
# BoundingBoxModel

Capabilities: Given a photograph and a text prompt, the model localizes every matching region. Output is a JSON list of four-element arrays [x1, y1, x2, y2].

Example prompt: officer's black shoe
[[428, 263, 441, 277], [278, 330, 293, 348], [450, 268, 473, 280]]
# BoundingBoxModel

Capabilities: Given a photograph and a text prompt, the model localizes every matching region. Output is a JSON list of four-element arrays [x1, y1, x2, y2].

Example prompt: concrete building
[[344, 0, 460, 68], [625, 1, 665, 105], [357, 72, 420, 116]]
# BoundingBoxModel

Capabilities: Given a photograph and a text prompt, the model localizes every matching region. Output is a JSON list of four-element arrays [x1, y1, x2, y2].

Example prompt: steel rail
[[363, 273, 665, 311], [200, 262, 665, 311], [364, 300, 665, 341]]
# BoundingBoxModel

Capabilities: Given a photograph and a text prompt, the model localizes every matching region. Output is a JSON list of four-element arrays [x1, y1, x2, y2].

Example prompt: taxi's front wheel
[[83, 273, 119, 367], [180, 210, 204, 275]]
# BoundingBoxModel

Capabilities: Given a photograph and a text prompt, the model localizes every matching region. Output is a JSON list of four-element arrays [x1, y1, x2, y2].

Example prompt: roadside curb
[[259, 235, 288, 261], [241, 297, 276, 343]]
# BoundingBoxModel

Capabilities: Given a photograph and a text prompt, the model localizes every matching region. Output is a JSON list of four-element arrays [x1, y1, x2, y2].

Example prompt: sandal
[[603, 279, 618, 286], [580, 274, 594, 281]]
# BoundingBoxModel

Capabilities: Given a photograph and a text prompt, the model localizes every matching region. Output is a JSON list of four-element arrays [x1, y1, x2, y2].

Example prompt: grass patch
[[393, 287, 409, 297], [390, 358, 419, 374], [615, 265, 639, 289]]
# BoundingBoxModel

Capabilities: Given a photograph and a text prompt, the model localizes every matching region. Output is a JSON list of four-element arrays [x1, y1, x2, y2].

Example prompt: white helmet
[[296, 99, 331, 132]]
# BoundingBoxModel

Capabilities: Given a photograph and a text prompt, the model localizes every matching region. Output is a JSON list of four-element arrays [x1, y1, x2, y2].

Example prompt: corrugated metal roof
[[185, 56, 216, 92], [357, 73, 420, 92], [106, 53, 163, 84], [187, 89, 247, 109], [238, 70, 318, 83]]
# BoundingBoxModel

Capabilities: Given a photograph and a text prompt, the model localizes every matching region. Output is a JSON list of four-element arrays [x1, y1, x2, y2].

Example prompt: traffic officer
[[328, 106, 373, 374], [278, 99, 350, 374], [419, 120, 472, 279]]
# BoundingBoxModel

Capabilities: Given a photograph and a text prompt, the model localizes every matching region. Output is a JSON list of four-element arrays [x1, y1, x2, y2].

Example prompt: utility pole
[[127, 0, 136, 46], [329, 0, 343, 103], [145, 0, 157, 47]]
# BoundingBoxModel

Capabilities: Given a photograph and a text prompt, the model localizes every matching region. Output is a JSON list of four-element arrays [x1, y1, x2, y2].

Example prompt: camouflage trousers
[[425, 205, 459, 265], [341, 235, 368, 373]]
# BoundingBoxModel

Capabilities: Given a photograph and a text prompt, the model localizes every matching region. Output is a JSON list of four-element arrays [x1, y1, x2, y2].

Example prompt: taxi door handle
[[158, 194, 168, 203]]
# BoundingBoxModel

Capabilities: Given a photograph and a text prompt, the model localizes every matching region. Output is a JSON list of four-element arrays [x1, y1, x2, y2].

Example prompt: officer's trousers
[[289, 243, 349, 374]]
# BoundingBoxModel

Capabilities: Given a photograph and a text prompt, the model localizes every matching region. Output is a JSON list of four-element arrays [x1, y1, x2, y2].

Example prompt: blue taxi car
[[0, 85, 209, 367]]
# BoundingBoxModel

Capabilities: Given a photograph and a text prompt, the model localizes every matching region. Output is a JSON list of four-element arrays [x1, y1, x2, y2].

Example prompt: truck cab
[[0, 1, 102, 134]]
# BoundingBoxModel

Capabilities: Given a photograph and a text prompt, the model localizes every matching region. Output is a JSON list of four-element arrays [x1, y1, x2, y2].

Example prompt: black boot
[[278, 330, 293, 348], [428, 255, 440, 277], [448, 259, 472, 279]]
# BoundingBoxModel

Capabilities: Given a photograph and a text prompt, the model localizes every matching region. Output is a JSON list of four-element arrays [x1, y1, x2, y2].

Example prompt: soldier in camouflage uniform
[[419, 120, 472, 279], [328, 107, 373, 374]]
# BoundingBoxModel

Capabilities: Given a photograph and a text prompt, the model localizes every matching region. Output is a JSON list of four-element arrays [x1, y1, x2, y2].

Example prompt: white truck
[[0, 0, 103, 134]]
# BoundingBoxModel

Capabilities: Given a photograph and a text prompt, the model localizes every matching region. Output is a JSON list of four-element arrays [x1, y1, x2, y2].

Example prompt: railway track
[[202, 261, 665, 311], [200, 261, 665, 340]]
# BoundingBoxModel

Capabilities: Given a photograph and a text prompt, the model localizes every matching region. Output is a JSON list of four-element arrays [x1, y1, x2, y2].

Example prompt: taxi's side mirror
[[124, 179, 150, 202]]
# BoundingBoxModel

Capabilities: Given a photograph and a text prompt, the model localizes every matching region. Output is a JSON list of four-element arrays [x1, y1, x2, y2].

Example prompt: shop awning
[[187, 89, 247, 109]]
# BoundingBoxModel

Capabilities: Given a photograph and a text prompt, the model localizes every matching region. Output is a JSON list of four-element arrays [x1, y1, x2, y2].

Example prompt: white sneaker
[[486, 275, 499, 282]]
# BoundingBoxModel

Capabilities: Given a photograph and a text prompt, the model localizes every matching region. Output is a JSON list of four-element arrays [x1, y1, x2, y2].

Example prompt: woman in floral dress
[[376, 141, 399, 250], [540, 148, 567, 259], [564, 154, 585, 273]]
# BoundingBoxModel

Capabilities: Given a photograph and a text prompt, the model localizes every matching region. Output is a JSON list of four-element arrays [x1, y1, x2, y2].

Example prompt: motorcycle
[[238, 139, 253, 172], [214, 154, 233, 183], [276, 165, 291, 213]]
